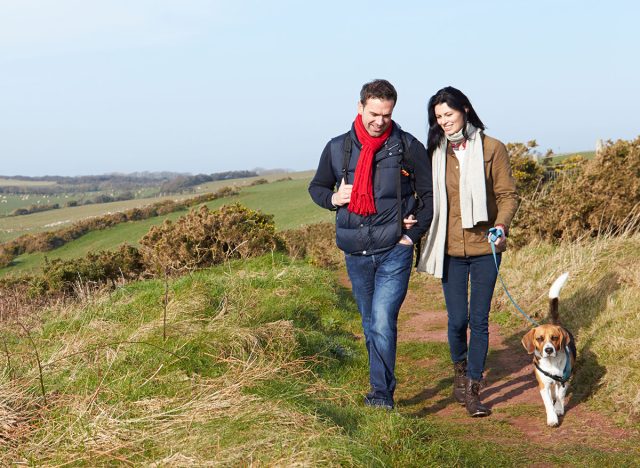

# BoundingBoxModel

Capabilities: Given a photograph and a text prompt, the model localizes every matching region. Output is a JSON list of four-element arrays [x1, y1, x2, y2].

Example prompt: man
[[309, 79, 433, 409]]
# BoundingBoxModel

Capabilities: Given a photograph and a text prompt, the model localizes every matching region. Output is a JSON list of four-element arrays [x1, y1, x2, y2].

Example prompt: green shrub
[[140, 203, 280, 273], [41, 244, 144, 293]]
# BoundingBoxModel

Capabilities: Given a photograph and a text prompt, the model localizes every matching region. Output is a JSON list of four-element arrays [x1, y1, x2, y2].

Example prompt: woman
[[417, 86, 518, 417]]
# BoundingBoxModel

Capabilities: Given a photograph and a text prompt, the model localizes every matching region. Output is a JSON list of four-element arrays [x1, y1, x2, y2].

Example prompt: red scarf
[[348, 115, 393, 216]]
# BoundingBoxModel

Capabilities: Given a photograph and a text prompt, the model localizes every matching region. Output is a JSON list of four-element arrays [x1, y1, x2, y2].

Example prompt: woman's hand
[[491, 224, 507, 248]]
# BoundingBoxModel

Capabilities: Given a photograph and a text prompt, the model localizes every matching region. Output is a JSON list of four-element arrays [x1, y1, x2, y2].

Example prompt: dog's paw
[[554, 403, 564, 416], [546, 415, 559, 427]]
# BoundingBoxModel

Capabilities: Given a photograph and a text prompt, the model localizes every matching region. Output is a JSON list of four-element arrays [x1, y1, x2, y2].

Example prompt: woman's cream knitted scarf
[[417, 123, 487, 278]]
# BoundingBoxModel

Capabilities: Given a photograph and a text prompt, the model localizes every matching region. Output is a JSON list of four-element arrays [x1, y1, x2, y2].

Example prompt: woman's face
[[434, 103, 466, 136]]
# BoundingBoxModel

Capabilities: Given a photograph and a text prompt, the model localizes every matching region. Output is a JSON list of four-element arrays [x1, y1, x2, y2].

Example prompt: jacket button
[[360, 223, 364, 227]]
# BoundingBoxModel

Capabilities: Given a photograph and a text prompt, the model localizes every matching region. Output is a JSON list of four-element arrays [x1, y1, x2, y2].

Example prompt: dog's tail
[[548, 272, 569, 324]]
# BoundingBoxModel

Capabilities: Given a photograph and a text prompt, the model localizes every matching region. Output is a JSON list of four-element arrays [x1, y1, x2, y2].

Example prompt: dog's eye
[[551, 335, 559, 341], [536, 336, 544, 342]]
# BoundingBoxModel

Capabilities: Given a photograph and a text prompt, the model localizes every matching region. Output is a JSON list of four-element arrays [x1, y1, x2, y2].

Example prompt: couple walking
[[309, 79, 518, 417]]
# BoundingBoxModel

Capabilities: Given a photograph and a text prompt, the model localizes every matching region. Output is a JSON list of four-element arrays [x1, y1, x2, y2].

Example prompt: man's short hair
[[360, 79, 397, 106]]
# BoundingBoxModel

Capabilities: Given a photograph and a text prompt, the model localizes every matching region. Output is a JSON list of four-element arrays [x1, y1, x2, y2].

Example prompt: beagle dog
[[521, 273, 576, 427]]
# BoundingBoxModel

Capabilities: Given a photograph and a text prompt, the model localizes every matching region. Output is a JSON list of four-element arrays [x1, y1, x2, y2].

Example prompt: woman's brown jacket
[[445, 134, 518, 257]]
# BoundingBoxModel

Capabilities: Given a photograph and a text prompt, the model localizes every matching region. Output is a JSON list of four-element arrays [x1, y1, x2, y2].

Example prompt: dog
[[521, 273, 577, 427]]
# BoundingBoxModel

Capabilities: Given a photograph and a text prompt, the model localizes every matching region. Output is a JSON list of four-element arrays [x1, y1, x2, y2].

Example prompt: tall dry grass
[[496, 229, 640, 421], [0, 255, 366, 465]]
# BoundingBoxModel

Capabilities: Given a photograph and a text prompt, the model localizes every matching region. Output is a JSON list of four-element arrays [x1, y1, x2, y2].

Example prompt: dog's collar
[[534, 346, 573, 385]]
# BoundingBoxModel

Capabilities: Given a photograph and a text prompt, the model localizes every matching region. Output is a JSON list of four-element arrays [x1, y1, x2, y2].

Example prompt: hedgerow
[[0, 186, 239, 268]]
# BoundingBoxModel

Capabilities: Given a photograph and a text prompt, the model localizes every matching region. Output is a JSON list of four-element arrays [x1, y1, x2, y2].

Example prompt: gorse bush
[[41, 244, 145, 293], [280, 222, 342, 268], [11, 203, 61, 216], [506, 140, 546, 198], [512, 137, 640, 244], [140, 203, 281, 272]]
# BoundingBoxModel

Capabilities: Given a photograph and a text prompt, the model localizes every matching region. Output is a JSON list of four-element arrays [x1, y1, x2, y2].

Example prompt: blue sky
[[1, 0, 638, 176]]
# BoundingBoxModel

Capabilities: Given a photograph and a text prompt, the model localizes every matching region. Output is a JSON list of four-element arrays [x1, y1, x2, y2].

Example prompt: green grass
[[547, 150, 596, 164], [0, 178, 56, 187], [0, 174, 333, 276], [202, 177, 334, 230], [3, 253, 637, 465]]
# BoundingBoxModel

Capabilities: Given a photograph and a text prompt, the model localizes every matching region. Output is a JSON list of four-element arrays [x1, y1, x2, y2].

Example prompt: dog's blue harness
[[534, 350, 573, 386]]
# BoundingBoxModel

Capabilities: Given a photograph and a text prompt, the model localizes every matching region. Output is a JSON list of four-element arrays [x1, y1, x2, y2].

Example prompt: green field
[[0, 190, 134, 218], [0, 171, 315, 243], [0, 178, 56, 187], [0, 175, 332, 276], [548, 150, 596, 164]]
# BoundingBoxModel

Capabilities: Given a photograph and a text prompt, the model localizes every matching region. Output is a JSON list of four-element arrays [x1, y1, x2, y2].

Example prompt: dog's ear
[[522, 329, 536, 354], [560, 328, 571, 349]]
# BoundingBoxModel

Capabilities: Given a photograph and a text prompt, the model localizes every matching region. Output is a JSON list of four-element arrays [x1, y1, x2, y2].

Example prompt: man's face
[[358, 98, 395, 137]]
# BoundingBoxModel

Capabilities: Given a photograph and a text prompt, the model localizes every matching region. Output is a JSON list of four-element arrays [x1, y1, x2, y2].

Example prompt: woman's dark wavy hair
[[426, 86, 485, 157]]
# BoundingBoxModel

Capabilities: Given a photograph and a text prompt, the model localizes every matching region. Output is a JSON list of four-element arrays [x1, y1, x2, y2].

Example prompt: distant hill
[[0, 170, 260, 194]]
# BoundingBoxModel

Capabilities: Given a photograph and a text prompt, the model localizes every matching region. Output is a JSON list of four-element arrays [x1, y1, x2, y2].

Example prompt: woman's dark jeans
[[442, 253, 501, 380]]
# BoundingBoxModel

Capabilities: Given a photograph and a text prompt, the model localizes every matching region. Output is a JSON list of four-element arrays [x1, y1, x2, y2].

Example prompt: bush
[[512, 137, 640, 244], [11, 203, 60, 216], [506, 141, 545, 198], [249, 178, 269, 186], [140, 203, 280, 273], [280, 222, 341, 268], [41, 244, 144, 293]]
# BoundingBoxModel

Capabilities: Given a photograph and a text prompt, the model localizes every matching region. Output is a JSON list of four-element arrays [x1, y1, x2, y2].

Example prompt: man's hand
[[331, 178, 352, 207], [403, 214, 417, 230]]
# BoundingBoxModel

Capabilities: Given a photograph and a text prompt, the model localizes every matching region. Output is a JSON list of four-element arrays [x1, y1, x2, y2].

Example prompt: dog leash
[[487, 228, 540, 327]]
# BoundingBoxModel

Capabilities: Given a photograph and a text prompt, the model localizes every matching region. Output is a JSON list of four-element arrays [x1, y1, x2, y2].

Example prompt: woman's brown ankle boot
[[464, 377, 491, 417], [453, 360, 467, 405]]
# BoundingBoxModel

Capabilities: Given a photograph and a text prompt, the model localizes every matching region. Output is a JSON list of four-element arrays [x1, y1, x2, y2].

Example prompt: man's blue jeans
[[345, 243, 413, 404], [442, 253, 501, 381]]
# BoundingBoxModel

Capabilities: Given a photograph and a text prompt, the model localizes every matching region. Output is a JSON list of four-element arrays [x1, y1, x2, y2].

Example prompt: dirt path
[[339, 270, 640, 454]]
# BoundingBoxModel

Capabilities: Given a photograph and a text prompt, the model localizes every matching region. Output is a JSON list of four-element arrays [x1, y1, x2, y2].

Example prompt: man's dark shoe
[[364, 394, 394, 411], [453, 360, 467, 405], [464, 377, 491, 417]]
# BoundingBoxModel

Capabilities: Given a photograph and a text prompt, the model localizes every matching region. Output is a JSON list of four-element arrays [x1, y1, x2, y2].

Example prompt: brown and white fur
[[521, 273, 577, 427]]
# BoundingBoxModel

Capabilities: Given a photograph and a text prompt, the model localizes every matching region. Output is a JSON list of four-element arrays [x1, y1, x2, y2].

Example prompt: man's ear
[[522, 329, 536, 354], [357, 101, 364, 115]]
